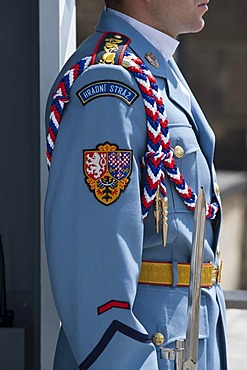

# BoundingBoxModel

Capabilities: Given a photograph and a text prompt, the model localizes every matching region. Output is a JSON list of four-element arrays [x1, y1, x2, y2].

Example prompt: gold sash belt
[[138, 260, 222, 288]]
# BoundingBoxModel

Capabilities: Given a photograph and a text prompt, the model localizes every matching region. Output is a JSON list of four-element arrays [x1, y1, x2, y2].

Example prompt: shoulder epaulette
[[90, 32, 131, 66]]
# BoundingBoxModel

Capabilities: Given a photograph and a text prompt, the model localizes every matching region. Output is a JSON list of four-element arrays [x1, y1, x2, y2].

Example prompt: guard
[[44, 2, 228, 369]]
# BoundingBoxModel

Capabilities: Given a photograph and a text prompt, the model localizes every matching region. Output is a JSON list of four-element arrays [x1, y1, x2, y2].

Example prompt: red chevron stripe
[[97, 300, 130, 315]]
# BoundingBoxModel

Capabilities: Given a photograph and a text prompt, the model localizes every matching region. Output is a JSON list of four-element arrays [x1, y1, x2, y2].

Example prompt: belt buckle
[[212, 259, 223, 285]]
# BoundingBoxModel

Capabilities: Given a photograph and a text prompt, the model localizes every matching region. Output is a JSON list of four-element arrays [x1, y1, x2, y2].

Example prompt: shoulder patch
[[83, 142, 132, 206], [90, 32, 131, 66], [77, 80, 138, 106]]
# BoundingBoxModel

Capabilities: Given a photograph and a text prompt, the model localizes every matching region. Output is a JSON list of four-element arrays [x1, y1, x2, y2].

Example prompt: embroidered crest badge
[[145, 52, 159, 69], [83, 142, 133, 205]]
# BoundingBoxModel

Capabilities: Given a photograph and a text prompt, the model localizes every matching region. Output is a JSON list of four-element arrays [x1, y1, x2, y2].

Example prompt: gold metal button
[[214, 182, 220, 196], [174, 145, 184, 159], [152, 332, 165, 346]]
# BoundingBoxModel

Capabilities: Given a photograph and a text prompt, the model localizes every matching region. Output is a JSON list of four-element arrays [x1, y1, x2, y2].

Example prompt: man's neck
[[106, 7, 179, 62]]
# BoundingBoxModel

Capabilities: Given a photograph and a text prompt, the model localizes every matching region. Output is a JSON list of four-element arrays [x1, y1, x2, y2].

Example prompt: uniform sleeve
[[44, 64, 159, 369]]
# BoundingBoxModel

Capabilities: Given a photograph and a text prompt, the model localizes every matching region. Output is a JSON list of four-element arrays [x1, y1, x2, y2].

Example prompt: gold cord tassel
[[154, 187, 168, 247], [161, 197, 168, 247], [155, 187, 160, 233]]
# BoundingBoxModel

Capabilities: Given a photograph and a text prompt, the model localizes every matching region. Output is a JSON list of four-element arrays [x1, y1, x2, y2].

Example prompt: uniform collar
[[95, 9, 168, 78], [106, 8, 179, 62], [95, 10, 193, 124]]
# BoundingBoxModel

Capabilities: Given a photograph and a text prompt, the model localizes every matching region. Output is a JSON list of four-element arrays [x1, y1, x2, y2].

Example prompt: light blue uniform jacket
[[45, 10, 228, 370]]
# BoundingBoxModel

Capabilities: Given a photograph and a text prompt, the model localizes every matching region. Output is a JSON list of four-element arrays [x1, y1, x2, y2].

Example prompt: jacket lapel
[[164, 62, 199, 135], [165, 63, 191, 113], [168, 58, 215, 166]]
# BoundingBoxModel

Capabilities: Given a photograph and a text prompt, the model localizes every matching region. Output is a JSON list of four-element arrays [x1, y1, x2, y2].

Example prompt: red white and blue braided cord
[[124, 53, 218, 220], [46, 56, 92, 168], [46, 52, 218, 220]]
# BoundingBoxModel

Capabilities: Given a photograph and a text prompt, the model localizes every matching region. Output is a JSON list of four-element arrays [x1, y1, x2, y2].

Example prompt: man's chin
[[193, 18, 206, 33], [180, 19, 206, 35]]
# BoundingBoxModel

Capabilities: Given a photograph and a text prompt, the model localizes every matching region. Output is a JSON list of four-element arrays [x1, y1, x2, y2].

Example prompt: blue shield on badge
[[108, 151, 132, 180]]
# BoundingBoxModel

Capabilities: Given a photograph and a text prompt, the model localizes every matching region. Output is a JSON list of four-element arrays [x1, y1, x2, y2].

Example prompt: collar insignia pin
[[145, 52, 159, 69]]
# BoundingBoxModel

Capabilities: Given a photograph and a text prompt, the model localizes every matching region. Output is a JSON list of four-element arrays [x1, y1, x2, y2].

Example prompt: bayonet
[[183, 188, 206, 370], [161, 196, 168, 247], [160, 188, 206, 370]]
